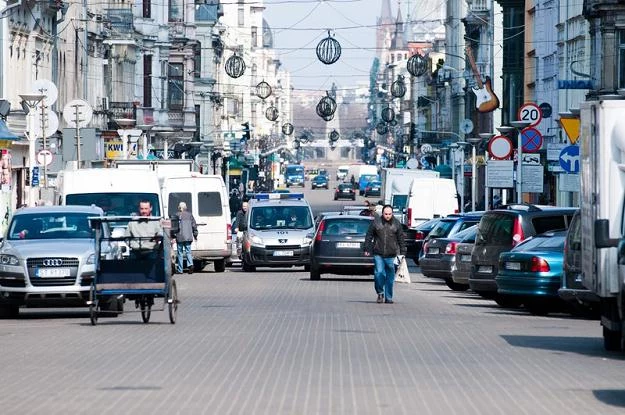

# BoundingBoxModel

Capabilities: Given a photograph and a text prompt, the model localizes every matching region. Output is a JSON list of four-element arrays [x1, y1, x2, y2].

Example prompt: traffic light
[[241, 122, 251, 141]]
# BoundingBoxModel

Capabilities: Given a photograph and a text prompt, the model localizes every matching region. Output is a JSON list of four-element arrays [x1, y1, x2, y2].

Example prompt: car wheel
[[334, 196, 337, 201], [525, 301, 550, 316], [604, 327, 623, 351], [213, 259, 226, 273], [242, 258, 256, 272], [304, 264, 310, 272], [0, 304, 19, 318], [445, 280, 469, 291], [310, 266, 321, 280], [193, 260, 206, 272], [494, 295, 523, 308], [351, 195, 356, 201]]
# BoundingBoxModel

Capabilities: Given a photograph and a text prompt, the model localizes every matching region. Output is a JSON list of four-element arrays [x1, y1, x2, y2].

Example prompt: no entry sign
[[488, 135, 513, 160]]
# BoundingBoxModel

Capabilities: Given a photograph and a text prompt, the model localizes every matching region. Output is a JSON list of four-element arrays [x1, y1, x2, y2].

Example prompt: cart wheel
[[140, 297, 152, 323], [168, 279, 178, 324], [89, 285, 98, 326]]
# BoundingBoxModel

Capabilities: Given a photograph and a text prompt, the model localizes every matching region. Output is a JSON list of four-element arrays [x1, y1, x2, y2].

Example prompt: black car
[[334, 183, 356, 200], [363, 180, 381, 197], [418, 213, 484, 262], [404, 217, 442, 265], [470, 204, 577, 300], [310, 215, 374, 280], [311, 175, 329, 189]]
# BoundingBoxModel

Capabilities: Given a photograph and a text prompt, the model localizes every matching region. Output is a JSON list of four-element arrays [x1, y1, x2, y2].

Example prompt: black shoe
[[385, 300, 394, 304], [187, 266, 193, 274], [376, 294, 384, 303]]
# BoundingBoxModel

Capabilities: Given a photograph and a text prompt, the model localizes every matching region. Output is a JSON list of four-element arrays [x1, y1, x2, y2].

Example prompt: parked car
[[420, 225, 478, 291], [558, 210, 599, 314], [451, 230, 478, 290], [0, 205, 122, 318], [419, 212, 484, 261], [310, 215, 374, 280], [470, 204, 577, 302], [363, 180, 381, 197], [334, 183, 356, 200], [311, 175, 329, 189], [496, 230, 568, 315], [404, 217, 442, 265]]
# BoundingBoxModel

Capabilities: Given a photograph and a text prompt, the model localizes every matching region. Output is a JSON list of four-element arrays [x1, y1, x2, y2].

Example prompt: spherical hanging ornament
[[322, 112, 335, 122], [316, 93, 337, 118], [265, 105, 279, 122], [376, 122, 389, 135], [381, 106, 395, 123], [299, 134, 309, 144], [329, 141, 337, 150], [256, 81, 272, 100], [316, 31, 341, 65], [391, 75, 407, 98], [282, 122, 294, 136], [329, 129, 340, 142], [225, 53, 246, 78], [292, 140, 301, 150], [407, 53, 427, 77]]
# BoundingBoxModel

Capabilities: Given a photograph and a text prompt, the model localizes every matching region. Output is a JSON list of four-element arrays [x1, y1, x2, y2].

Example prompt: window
[[476, 213, 514, 245], [198, 192, 223, 216], [168, 193, 192, 218], [66, 193, 161, 217], [143, 0, 151, 18], [194, 42, 201, 78], [169, 0, 183, 21], [143, 54, 152, 107], [168, 63, 184, 110], [238, 7, 244, 26], [251, 26, 258, 48], [532, 215, 568, 234], [619, 30, 625, 88], [9, 213, 95, 240]]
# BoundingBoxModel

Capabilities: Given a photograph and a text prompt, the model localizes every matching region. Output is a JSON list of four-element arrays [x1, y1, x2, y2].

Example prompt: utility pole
[[40, 100, 48, 188]]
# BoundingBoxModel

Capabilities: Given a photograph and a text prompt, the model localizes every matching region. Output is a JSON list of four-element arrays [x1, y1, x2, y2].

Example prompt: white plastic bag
[[395, 256, 411, 284]]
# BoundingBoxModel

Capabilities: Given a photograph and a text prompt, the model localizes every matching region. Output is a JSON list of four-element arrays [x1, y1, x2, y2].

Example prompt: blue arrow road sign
[[559, 145, 580, 173]]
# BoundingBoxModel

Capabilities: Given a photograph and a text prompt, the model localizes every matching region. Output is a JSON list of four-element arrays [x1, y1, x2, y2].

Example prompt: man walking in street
[[364, 204, 406, 304], [174, 201, 198, 274], [234, 201, 249, 235]]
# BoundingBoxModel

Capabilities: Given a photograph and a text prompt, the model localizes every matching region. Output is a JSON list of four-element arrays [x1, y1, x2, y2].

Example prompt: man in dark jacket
[[174, 201, 198, 274], [364, 204, 406, 303]]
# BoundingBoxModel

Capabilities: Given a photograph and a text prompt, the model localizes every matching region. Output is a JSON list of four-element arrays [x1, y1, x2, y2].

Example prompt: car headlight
[[0, 254, 19, 265], [302, 233, 314, 245], [250, 235, 264, 246], [86, 253, 96, 265]]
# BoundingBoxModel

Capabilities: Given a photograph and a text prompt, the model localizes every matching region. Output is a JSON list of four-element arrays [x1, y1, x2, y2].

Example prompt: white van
[[405, 178, 459, 228], [160, 173, 232, 272], [56, 168, 163, 217]]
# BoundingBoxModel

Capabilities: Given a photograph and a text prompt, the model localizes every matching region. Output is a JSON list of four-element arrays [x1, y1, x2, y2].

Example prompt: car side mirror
[[595, 219, 619, 248]]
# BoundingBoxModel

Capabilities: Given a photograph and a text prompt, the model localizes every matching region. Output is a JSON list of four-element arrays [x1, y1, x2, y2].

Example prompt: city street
[[1, 181, 625, 414]]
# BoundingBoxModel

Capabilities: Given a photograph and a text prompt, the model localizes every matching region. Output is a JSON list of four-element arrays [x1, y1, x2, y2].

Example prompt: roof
[[15, 205, 104, 215]]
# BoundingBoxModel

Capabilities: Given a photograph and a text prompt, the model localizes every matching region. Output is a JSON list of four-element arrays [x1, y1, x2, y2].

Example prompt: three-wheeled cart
[[87, 216, 178, 325]]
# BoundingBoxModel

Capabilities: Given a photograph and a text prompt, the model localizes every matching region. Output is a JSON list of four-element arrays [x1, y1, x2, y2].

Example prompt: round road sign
[[488, 135, 513, 160], [518, 102, 542, 127], [521, 127, 543, 153], [37, 150, 53, 166]]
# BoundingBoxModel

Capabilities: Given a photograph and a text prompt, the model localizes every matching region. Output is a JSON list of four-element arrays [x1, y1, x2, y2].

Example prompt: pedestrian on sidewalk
[[174, 201, 198, 274], [363, 204, 406, 304]]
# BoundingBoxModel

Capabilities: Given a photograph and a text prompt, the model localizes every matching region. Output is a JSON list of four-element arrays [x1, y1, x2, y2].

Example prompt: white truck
[[380, 168, 440, 209], [111, 159, 194, 178], [580, 98, 625, 351], [346, 164, 378, 183]]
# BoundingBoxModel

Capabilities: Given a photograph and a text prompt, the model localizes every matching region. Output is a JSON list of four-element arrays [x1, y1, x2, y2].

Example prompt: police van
[[241, 193, 315, 272]]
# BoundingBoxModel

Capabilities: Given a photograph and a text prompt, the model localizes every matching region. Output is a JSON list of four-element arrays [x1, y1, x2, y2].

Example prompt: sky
[[262, 0, 393, 92]]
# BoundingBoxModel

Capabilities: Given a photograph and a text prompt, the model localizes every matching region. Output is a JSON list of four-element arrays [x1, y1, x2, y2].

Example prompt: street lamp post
[[466, 137, 482, 212], [496, 125, 516, 205], [19, 93, 45, 207], [455, 141, 470, 213], [479, 132, 495, 209], [510, 120, 531, 203]]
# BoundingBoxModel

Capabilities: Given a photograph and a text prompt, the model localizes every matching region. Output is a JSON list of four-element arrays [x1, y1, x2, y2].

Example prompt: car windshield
[[338, 184, 351, 190], [512, 231, 566, 252], [8, 212, 96, 240], [323, 218, 371, 236], [250, 206, 313, 230], [66, 192, 161, 217], [454, 224, 478, 242], [428, 220, 456, 238]]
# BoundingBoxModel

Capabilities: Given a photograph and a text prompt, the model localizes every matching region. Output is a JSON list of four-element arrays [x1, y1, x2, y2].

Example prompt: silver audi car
[[0, 205, 105, 318]]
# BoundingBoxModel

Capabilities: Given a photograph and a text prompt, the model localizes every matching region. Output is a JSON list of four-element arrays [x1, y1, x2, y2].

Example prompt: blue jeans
[[374, 255, 396, 301], [177, 241, 193, 273]]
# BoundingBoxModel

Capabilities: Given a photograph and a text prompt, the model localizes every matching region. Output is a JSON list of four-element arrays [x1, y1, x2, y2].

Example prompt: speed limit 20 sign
[[517, 102, 542, 127]]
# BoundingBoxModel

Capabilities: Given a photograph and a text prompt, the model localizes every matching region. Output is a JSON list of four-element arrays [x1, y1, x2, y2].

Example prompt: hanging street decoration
[[329, 140, 337, 150], [316, 31, 342, 65], [376, 122, 389, 135], [407, 53, 427, 77], [316, 92, 337, 119], [322, 113, 335, 122], [292, 140, 301, 150], [265, 105, 279, 121], [299, 134, 310, 143], [329, 129, 340, 142], [391, 75, 407, 98], [225, 53, 246, 78], [282, 122, 294, 136], [381, 105, 395, 123], [256, 81, 272, 100]]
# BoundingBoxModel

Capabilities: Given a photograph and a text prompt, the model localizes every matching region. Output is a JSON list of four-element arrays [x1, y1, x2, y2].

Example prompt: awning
[[0, 119, 18, 140]]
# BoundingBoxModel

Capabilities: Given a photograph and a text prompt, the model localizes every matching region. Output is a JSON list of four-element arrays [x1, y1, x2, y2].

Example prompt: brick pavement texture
[[1, 268, 625, 414]]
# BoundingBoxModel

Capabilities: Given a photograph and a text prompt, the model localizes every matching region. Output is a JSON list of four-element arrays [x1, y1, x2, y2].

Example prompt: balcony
[[467, 0, 489, 12]]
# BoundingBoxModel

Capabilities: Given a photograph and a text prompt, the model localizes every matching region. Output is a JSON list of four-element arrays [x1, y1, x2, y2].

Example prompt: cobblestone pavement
[[1, 265, 625, 414]]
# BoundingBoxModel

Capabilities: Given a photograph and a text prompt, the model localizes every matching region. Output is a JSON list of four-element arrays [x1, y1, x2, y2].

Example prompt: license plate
[[428, 247, 439, 254], [273, 250, 293, 257], [37, 267, 71, 278], [342, 190, 350, 193], [505, 262, 521, 271], [478, 265, 493, 273], [337, 242, 360, 249], [461, 254, 472, 262]]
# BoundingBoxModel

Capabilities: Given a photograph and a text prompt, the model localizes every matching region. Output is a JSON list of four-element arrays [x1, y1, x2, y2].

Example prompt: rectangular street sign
[[547, 143, 567, 161], [486, 160, 514, 188], [521, 165, 544, 193], [558, 173, 580, 192]]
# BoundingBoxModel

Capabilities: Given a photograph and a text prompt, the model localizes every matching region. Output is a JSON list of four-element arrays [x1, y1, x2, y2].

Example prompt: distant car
[[311, 175, 329, 189], [420, 225, 477, 291], [363, 180, 381, 197], [334, 183, 356, 200], [310, 215, 374, 280], [496, 230, 568, 315], [0, 205, 123, 318]]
